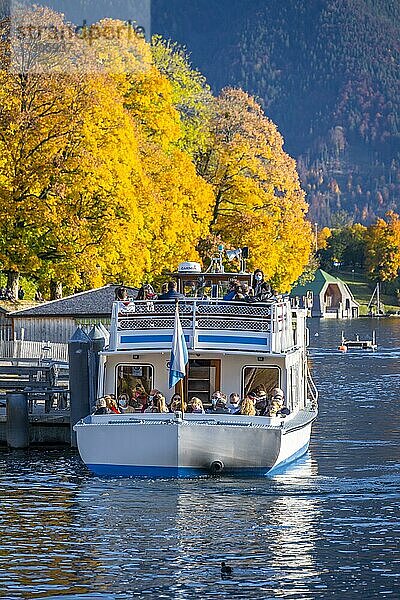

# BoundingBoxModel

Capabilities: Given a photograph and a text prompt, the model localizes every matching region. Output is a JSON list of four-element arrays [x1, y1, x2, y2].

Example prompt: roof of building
[[290, 269, 345, 296], [9, 285, 138, 318]]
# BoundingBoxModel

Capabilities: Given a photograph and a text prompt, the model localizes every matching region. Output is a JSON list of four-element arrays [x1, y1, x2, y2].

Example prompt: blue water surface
[[0, 318, 399, 599]]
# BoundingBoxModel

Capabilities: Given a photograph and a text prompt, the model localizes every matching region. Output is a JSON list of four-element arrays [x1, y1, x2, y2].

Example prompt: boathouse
[[290, 269, 359, 318], [8, 285, 138, 343]]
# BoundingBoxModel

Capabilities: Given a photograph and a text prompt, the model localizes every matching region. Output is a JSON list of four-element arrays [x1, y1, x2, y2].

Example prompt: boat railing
[[108, 298, 297, 353]]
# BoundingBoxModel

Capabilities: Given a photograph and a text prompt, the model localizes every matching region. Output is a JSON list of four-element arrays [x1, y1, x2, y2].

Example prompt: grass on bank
[[335, 269, 400, 316]]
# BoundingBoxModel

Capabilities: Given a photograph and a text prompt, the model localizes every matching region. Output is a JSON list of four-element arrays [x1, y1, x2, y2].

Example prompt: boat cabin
[[98, 263, 313, 414]]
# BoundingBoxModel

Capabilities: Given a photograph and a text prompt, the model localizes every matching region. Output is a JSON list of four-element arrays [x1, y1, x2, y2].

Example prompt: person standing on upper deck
[[158, 280, 185, 300]]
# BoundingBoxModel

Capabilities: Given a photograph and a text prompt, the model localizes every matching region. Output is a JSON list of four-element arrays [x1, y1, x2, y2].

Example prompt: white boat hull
[[74, 409, 317, 477]]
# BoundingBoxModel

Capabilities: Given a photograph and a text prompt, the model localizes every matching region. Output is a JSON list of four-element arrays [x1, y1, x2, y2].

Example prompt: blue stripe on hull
[[86, 444, 310, 478], [198, 334, 268, 346]]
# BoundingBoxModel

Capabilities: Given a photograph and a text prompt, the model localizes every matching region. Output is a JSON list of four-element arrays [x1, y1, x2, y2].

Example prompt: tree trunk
[[50, 280, 63, 300], [6, 271, 19, 301]]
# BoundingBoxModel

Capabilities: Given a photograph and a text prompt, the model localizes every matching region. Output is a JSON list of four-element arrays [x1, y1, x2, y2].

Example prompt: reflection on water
[[1, 319, 400, 599]]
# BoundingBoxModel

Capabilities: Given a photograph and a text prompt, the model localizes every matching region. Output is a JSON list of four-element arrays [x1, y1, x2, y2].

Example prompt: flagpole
[[179, 377, 185, 416], [176, 300, 185, 416]]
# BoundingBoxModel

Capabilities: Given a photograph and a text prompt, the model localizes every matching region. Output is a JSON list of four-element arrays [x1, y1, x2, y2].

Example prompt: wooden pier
[[0, 360, 70, 446], [338, 331, 377, 351]]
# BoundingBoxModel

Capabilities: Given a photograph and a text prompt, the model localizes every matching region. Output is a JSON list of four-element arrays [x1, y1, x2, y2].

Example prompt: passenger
[[155, 393, 169, 413], [136, 283, 157, 300], [190, 397, 205, 413], [170, 396, 187, 412], [158, 280, 185, 300], [207, 393, 229, 414], [240, 396, 256, 416], [226, 393, 241, 414], [168, 392, 181, 410], [115, 286, 128, 301], [255, 390, 268, 415], [252, 269, 265, 297], [248, 391, 258, 409], [223, 278, 239, 301], [160, 282, 168, 295], [268, 388, 285, 416], [210, 391, 223, 409], [107, 395, 121, 414], [118, 394, 135, 413], [93, 397, 108, 415]]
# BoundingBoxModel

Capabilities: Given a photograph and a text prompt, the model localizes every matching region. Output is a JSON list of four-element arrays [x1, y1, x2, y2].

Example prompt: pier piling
[[6, 393, 29, 449], [69, 328, 92, 448]]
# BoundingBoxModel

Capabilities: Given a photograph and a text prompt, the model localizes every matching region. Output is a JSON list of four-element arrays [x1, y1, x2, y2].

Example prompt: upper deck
[[108, 298, 306, 354]]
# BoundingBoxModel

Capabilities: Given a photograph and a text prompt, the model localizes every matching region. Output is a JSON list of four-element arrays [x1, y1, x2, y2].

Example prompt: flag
[[169, 304, 189, 388]]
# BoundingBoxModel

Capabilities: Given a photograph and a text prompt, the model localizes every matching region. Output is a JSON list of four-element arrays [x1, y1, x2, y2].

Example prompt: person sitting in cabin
[[267, 388, 285, 417], [136, 283, 157, 300], [105, 394, 121, 414], [118, 394, 135, 413], [167, 392, 181, 410], [170, 396, 187, 413], [158, 280, 185, 300], [226, 393, 241, 414], [93, 397, 109, 415], [190, 397, 205, 413], [240, 396, 256, 416], [155, 393, 169, 413], [207, 391, 229, 414], [255, 389, 269, 415]]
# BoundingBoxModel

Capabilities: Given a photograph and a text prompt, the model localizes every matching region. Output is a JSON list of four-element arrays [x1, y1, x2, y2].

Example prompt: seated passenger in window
[[207, 392, 229, 413], [93, 397, 109, 414], [170, 396, 187, 413], [255, 389, 269, 415], [240, 396, 256, 416], [190, 397, 205, 413], [118, 394, 135, 413], [268, 388, 284, 416], [226, 393, 241, 414], [104, 395, 120, 414], [167, 392, 180, 410]]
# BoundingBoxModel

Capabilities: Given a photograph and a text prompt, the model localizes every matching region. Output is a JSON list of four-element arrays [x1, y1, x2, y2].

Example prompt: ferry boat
[[74, 262, 318, 477]]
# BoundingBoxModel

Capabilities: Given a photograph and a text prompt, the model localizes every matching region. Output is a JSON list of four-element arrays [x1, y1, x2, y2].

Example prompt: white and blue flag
[[169, 304, 189, 389]]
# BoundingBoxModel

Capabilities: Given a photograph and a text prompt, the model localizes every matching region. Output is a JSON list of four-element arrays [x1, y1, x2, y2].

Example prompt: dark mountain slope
[[152, 0, 400, 226]]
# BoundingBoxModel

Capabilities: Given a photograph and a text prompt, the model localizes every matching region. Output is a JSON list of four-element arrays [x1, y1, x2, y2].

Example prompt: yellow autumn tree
[[197, 88, 312, 291], [0, 9, 151, 297], [88, 20, 214, 278], [365, 212, 400, 283]]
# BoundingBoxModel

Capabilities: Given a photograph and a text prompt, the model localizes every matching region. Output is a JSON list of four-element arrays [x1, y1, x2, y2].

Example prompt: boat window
[[242, 366, 280, 398], [116, 364, 153, 400]]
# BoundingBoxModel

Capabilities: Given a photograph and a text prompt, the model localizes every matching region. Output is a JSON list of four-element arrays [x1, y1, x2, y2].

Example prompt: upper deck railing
[[108, 298, 302, 354]]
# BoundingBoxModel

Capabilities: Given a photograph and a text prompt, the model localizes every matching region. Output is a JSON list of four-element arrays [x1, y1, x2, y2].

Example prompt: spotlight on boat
[[210, 460, 225, 475]]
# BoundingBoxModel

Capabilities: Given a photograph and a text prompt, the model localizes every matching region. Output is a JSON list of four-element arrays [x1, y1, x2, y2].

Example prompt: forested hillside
[[152, 0, 400, 226]]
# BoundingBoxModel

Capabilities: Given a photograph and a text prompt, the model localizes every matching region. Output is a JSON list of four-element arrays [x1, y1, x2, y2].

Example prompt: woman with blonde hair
[[240, 396, 256, 416], [155, 393, 169, 413], [190, 397, 205, 413]]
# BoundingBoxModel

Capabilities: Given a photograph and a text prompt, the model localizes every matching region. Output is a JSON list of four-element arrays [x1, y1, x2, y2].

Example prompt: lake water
[[1, 318, 399, 599]]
